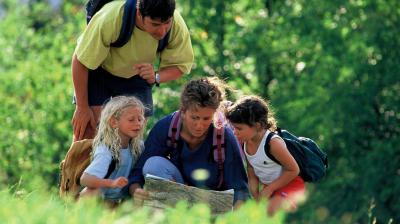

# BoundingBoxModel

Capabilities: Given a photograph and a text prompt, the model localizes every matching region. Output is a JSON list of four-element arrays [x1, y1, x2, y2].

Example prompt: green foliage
[[0, 0, 84, 188], [0, 0, 399, 223], [0, 188, 283, 223], [258, 1, 400, 223]]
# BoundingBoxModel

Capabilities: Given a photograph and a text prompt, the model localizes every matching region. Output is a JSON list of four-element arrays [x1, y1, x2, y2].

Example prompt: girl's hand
[[260, 185, 274, 199], [253, 194, 261, 202], [110, 177, 128, 188]]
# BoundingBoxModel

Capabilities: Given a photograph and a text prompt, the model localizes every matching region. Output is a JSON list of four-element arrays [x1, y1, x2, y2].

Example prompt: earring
[[113, 127, 119, 135]]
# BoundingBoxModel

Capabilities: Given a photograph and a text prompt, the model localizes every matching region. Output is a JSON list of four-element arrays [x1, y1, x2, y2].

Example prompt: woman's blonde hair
[[93, 96, 145, 165]]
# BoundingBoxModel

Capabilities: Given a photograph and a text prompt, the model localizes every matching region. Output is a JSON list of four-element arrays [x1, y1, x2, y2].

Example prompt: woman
[[128, 77, 249, 207]]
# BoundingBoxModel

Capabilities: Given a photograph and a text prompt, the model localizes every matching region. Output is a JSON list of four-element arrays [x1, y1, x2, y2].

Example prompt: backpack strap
[[86, 0, 113, 23], [212, 111, 226, 189], [110, 0, 137, 47], [157, 30, 171, 52], [167, 111, 182, 149], [213, 126, 225, 189], [86, 0, 171, 50], [166, 110, 226, 189], [264, 132, 281, 165], [110, 0, 171, 49], [104, 159, 117, 179]]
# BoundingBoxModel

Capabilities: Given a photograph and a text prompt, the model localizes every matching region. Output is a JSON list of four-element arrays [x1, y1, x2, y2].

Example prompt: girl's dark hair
[[180, 77, 229, 111], [138, 0, 175, 22], [226, 95, 277, 131]]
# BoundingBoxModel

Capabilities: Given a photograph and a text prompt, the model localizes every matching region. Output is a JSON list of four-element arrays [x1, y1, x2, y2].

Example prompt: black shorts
[[80, 67, 153, 116]]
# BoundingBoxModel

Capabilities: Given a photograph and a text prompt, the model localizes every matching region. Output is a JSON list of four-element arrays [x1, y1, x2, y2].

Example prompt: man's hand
[[71, 106, 96, 141], [134, 63, 155, 84], [109, 177, 129, 188]]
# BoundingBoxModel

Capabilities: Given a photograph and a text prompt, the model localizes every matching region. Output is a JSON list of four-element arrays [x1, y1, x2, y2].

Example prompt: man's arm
[[158, 66, 183, 83], [135, 64, 183, 85], [71, 54, 96, 141]]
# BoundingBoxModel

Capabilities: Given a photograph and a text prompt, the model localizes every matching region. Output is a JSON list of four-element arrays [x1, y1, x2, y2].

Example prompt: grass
[[0, 187, 284, 224]]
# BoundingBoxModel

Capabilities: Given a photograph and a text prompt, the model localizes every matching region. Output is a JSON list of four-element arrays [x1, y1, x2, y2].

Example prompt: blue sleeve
[[84, 145, 112, 178], [128, 114, 173, 186], [223, 127, 250, 203]]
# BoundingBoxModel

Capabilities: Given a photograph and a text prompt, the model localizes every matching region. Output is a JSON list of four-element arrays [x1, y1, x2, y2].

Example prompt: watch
[[155, 72, 160, 87]]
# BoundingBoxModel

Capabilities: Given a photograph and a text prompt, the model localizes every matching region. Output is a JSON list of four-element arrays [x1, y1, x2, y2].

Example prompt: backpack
[[166, 111, 226, 189], [264, 128, 328, 182], [59, 139, 116, 198], [85, 0, 170, 50]]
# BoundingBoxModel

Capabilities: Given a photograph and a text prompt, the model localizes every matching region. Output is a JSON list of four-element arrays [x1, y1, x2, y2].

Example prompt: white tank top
[[244, 130, 283, 184]]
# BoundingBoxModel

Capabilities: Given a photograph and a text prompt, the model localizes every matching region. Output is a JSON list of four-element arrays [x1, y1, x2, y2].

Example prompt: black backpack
[[85, 0, 170, 50], [264, 128, 328, 182]]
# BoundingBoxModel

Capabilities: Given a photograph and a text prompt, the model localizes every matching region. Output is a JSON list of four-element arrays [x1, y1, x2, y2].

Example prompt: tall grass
[[0, 186, 284, 224]]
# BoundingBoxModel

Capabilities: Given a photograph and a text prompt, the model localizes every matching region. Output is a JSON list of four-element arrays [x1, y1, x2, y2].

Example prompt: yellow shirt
[[75, 1, 194, 78]]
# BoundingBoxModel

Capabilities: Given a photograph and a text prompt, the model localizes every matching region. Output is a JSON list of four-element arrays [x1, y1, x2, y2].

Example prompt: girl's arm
[[81, 173, 128, 189], [261, 137, 299, 198], [81, 145, 128, 189], [247, 163, 260, 200]]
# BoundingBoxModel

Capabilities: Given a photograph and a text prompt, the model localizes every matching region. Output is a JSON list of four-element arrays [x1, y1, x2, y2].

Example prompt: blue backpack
[[264, 128, 328, 182], [85, 0, 170, 50]]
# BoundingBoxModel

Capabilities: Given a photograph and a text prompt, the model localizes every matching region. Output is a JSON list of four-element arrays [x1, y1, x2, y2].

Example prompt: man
[[72, 0, 194, 141]]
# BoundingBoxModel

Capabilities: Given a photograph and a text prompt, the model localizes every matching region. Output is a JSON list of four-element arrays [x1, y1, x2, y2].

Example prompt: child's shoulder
[[268, 132, 286, 149], [93, 144, 112, 155]]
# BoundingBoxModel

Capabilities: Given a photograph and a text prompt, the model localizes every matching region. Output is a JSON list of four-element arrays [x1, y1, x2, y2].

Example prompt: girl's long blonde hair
[[93, 96, 145, 165]]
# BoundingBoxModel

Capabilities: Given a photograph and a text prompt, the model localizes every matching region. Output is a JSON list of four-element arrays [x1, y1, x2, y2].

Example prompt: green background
[[0, 0, 399, 223]]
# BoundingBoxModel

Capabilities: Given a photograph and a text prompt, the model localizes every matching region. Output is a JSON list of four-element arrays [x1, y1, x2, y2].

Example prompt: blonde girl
[[80, 96, 145, 202]]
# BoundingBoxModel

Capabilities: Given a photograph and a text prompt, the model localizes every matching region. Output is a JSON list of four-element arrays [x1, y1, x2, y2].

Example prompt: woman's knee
[[142, 156, 183, 183], [143, 156, 170, 175]]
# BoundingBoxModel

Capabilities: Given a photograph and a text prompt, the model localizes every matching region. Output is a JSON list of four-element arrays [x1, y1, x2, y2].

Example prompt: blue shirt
[[130, 113, 250, 202], [84, 144, 135, 201]]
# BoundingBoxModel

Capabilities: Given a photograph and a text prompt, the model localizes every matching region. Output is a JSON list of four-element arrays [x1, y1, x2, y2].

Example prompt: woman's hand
[[129, 183, 150, 206], [133, 187, 150, 206]]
